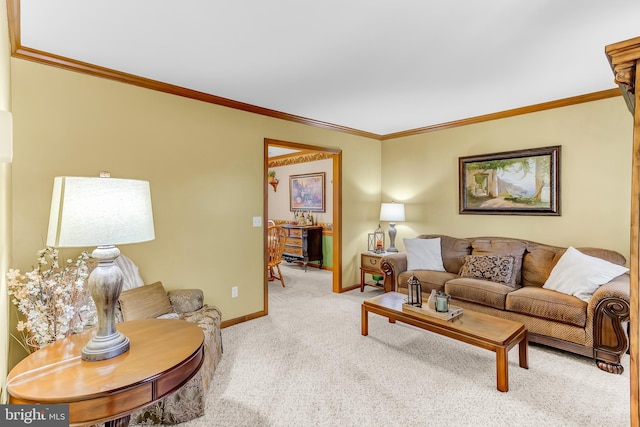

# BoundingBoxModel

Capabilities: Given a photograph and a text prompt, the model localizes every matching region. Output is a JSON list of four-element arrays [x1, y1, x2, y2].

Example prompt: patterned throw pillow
[[470, 239, 527, 287], [459, 255, 516, 286]]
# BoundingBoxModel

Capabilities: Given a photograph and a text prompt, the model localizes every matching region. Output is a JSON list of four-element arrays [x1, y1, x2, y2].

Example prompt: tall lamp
[[379, 202, 405, 253], [46, 174, 155, 361]]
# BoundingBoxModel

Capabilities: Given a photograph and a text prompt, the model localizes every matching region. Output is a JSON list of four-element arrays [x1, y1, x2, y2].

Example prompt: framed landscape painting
[[459, 145, 560, 216], [290, 172, 325, 212]]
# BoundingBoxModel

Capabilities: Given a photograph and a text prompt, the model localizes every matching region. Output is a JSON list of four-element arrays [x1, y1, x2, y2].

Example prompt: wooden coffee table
[[362, 292, 528, 392]]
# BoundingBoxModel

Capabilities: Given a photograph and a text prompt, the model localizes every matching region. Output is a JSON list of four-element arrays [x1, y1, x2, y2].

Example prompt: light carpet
[[178, 263, 630, 427]]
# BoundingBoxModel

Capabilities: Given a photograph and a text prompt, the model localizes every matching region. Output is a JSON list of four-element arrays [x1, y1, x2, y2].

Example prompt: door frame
[[264, 138, 342, 313]]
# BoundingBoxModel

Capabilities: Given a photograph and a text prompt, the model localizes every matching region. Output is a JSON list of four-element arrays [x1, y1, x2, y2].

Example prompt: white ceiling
[[267, 146, 299, 158], [16, 0, 640, 136]]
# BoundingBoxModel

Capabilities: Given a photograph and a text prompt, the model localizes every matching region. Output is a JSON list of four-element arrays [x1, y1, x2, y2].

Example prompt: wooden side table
[[7, 319, 204, 427], [360, 251, 389, 292]]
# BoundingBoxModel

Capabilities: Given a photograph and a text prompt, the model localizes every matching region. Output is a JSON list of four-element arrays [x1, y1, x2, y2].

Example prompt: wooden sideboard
[[282, 224, 323, 271]]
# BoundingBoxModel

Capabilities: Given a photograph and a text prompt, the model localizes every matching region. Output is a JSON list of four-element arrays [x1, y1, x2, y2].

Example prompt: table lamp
[[46, 174, 155, 361], [379, 202, 405, 253]]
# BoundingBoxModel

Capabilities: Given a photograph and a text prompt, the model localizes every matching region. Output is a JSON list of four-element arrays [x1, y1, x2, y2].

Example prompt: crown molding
[[606, 35, 640, 114], [268, 151, 333, 168], [6, 0, 623, 142], [5, 1, 380, 140], [11, 45, 383, 140], [381, 89, 621, 140]]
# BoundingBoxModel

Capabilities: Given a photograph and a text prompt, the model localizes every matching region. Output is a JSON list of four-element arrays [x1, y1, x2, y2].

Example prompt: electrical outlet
[[252, 216, 262, 227], [232, 286, 238, 298]]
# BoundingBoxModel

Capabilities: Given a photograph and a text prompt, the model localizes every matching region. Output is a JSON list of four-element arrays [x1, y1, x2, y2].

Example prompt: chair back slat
[[267, 226, 287, 286], [267, 226, 287, 267]]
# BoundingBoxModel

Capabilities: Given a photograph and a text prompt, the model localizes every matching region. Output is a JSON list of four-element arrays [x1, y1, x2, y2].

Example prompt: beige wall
[[9, 59, 381, 342], [7, 54, 633, 374], [381, 97, 633, 262]]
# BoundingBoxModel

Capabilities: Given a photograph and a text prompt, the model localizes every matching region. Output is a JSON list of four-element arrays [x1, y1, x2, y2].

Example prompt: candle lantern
[[407, 275, 422, 307], [367, 233, 375, 252], [373, 224, 385, 254], [435, 291, 451, 312]]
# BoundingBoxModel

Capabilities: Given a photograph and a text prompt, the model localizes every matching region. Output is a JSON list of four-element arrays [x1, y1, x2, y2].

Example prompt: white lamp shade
[[379, 202, 405, 222], [0, 111, 13, 163], [47, 176, 155, 247]]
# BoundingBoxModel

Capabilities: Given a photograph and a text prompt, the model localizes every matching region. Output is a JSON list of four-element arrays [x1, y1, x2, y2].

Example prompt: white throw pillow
[[403, 238, 445, 271], [542, 246, 629, 302]]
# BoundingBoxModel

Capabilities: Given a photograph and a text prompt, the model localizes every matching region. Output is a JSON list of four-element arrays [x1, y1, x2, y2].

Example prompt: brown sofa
[[380, 234, 630, 374]]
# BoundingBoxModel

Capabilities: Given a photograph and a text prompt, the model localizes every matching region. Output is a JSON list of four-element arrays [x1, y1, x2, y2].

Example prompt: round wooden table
[[7, 318, 204, 427]]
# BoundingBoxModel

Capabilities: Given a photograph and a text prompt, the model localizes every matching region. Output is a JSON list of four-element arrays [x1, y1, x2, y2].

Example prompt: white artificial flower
[[6, 247, 93, 352]]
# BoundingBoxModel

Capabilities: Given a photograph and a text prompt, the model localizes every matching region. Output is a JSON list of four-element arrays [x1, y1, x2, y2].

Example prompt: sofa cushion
[[445, 277, 514, 310], [506, 287, 587, 328], [543, 246, 629, 302], [119, 281, 175, 321], [417, 234, 472, 274], [403, 238, 445, 271], [398, 270, 457, 293], [459, 255, 515, 286], [470, 238, 527, 287], [168, 289, 205, 314], [521, 242, 560, 288]]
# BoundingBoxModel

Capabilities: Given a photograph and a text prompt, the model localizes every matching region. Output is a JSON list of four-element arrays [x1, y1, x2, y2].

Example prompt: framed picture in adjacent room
[[290, 172, 326, 212], [459, 145, 560, 216]]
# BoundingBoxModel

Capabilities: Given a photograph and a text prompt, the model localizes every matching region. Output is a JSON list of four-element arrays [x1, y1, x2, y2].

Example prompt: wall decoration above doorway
[[267, 170, 279, 192], [459, 146, 560, 216], [290, 172, 326, 212]]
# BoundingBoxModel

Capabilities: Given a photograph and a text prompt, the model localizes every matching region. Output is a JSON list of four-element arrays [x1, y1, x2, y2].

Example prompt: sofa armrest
[[179, 304, 223, 391], [168, 289, 204, 314], [588, 273, 630, 321], [586, 273, 631, 373], [380, 253, 408, 292]]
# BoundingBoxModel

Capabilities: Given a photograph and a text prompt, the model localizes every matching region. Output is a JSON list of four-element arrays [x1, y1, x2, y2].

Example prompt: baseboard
[[221, 310, 266, 328]]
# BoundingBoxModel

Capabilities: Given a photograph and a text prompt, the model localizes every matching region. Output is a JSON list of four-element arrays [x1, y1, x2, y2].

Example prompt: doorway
[[264, 138, 342, 314]]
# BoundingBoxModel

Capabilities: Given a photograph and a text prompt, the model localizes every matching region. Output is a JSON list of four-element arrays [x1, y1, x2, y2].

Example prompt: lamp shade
[[46, 176, 155, 247], [379, 202, 405, 222]]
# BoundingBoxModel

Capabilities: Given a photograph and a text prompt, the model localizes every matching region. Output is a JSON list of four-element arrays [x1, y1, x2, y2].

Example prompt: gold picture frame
[[289, 172, 326, 212], [459, 146, 560, 216]]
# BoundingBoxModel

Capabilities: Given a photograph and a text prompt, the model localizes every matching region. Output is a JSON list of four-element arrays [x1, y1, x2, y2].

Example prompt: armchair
[[89, 255, 223, 425]]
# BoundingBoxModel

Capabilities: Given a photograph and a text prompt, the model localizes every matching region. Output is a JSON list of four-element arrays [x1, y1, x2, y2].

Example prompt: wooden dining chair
[[267, 225, 287, 287]]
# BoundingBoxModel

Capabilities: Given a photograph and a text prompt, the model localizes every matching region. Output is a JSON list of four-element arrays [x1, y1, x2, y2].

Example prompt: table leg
[[361, 305, 368, 336], [360, 269, 365, 292], [496, 347, 509, 392], [519, 330, 529, 369]]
